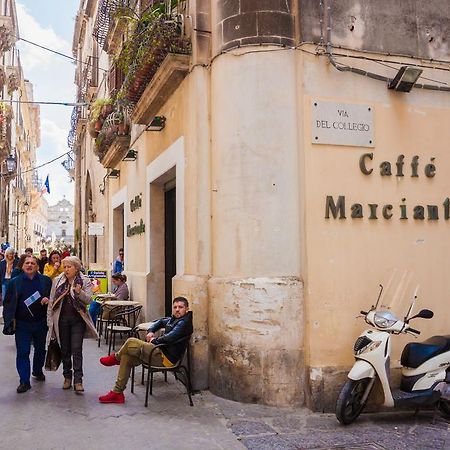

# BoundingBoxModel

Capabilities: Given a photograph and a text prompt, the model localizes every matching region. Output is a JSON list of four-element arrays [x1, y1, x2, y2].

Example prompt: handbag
[[2, 319, 15, 335], [45, 339, 62, 371]]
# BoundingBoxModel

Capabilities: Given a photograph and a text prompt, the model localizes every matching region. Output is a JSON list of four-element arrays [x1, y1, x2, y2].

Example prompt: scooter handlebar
[[408, 327, 421, 335], [360, 310, 368, 315]]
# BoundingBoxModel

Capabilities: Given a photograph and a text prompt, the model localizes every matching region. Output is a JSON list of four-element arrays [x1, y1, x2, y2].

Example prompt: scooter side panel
[[411, 369, 447, 390], [402, 351, 450, 377]]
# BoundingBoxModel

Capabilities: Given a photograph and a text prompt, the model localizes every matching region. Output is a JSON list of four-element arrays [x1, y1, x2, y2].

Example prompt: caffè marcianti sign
[[312, 100, 448, 221]]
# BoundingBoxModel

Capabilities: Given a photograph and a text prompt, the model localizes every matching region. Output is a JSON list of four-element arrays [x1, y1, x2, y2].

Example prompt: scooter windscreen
[[375, 269, 420, 322]]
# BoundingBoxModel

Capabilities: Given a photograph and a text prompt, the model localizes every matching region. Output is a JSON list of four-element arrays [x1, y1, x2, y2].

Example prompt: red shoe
[[100, 353, 120, 366], [99, 391, 125, 404]]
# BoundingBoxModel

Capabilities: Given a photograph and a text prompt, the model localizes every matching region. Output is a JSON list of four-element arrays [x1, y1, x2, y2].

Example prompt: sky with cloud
[[16, 0, 79, 206]]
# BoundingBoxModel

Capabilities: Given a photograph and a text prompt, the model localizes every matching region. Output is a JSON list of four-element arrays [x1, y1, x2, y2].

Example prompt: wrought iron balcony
[[93, 100, 132, 169], [93, 0, 138, 51], [62, 151, 76, 180], [80, 56, 99, 101]]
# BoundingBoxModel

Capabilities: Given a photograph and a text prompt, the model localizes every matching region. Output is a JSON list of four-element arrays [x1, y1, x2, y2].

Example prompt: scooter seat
[[401, 335, 450, 369]]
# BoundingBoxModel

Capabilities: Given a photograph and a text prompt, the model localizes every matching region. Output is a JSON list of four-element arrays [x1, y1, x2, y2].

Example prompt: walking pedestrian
[[47, 256, 98, 394], [38, 248, 48, 273], [11, 254, 28, 279], [113, 248, 124, 274], [43, 250, 63, 280], [2, 256, 52, 393], [0, 247, 19, 305]]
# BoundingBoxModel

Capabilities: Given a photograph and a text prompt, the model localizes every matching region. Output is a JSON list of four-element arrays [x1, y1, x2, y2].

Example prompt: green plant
[[89, 97, 113, 123]]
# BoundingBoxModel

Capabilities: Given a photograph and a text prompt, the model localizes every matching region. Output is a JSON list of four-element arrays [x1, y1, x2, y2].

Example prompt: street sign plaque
[[88, 222, 104, 236]]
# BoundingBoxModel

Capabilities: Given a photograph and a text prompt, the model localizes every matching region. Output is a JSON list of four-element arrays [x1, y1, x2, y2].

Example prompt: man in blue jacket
[[98, 296, 193, 404], [2, 256, 52, 393]]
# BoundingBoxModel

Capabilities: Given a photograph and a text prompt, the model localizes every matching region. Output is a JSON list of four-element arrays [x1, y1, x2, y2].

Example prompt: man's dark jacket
[[148, 311, 193, 364], [3, 273, 52, 333]]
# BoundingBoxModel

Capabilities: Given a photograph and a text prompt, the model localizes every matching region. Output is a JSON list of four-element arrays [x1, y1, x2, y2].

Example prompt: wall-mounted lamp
[[5, 154, 17, 174], [146, 116, 166, 131], [123, 149, 138, 161], [388, 66, 423, 92], [107, 169, 120, 178]]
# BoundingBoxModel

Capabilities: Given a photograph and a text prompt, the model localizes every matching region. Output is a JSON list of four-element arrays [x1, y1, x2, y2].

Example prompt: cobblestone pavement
[[218, 397, 450, 450], [0, 330, 449, 449]]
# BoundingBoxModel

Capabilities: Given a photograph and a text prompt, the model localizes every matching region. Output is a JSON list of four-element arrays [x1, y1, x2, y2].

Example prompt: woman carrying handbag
[[47, 256, 98, 394]]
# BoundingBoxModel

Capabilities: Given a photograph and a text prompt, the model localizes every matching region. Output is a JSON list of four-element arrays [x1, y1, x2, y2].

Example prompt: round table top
[[137, 321, 156, 331], [103, 300, 140, 307], [95, 293, 117, 300]]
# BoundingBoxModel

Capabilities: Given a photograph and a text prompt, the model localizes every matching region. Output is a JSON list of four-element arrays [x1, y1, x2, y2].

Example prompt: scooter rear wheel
[[438, 399, 450, 419], [336, 378, 373, 425]]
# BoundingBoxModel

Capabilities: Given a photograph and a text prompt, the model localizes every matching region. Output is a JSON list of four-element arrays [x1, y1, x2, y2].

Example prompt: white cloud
[[16, 3, 72, 70], [15, 3, 76, 206]]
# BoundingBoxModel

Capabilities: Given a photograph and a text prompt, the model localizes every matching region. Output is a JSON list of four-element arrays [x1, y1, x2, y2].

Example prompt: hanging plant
[[7, 72, 19, 95]]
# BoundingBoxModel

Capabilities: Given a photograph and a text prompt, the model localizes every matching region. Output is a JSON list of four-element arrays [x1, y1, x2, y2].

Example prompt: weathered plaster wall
[[299, 0, 450, 59], [212, 0, 295, 54], [300, 48, 450, 411], [209, 49, 304, 405]]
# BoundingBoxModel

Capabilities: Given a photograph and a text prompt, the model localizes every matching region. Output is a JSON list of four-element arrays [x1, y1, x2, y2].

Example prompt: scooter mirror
[[410, 309, 434, 320]]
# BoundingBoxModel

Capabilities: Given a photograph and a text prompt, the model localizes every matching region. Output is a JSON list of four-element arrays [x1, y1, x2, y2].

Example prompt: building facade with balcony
[[71, 0, 450, 410], [0, 0, 43, 253]]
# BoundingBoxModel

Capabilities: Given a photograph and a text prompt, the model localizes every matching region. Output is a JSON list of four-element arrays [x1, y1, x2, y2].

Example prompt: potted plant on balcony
[[0, 101, 12, 124], [89, 98, 113, 137]]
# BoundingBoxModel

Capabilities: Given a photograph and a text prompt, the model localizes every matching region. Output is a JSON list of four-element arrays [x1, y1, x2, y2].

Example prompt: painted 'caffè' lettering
[[359, 153, 436, 177]]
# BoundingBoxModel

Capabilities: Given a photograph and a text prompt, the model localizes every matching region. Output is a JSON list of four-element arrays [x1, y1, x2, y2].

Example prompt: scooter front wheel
[[336, 378, 373, 425]]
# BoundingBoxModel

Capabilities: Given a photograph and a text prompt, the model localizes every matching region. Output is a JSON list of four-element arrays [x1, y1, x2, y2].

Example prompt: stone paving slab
[[1, 331, 449, 449]]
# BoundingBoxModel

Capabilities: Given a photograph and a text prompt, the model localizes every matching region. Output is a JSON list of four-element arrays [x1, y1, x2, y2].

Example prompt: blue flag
[[44, 175, 50, 194]]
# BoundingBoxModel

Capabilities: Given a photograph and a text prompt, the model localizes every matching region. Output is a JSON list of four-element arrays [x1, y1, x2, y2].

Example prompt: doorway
[[164, 184, 176, 316], [113, 204, 124, 271]]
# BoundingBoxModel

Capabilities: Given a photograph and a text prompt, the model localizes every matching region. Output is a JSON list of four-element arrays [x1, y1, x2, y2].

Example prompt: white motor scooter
[[336, 284, 450, 425]]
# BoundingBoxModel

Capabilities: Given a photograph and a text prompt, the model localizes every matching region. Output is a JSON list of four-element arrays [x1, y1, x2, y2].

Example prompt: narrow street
[[0, 332, 448, 450]]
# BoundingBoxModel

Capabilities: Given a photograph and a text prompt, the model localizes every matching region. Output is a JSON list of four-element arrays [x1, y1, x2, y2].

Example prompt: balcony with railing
[[0, 102, 12, 160], [62, 151, 76, 180], [94, 1, 191, 125], [91, 99, 132, 168], [93, 0, 139, 53], [80, 55, 99, 101]]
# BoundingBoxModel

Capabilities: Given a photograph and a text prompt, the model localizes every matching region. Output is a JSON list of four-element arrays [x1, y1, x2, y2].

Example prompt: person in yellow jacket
[[43, 250, 64, 280]]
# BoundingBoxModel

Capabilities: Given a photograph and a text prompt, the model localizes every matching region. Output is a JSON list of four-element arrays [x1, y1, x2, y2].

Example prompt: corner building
[[72, 0, 450, 410]]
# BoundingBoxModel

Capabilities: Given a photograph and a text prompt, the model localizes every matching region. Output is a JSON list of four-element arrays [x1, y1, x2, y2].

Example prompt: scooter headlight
[[374, 311, 398, 329]]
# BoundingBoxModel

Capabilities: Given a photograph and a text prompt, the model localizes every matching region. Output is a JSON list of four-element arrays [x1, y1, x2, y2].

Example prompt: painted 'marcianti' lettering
[[325, 196, 450, 221]]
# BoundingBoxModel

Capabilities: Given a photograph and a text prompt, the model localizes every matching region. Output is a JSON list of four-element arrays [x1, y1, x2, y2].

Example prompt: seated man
[[98, 296, 193, 404]]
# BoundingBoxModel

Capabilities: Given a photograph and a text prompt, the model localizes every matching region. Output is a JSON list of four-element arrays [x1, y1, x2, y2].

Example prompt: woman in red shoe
[[47, 256, 98, 394]]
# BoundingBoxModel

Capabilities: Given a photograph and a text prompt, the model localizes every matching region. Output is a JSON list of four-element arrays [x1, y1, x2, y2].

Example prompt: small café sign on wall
[[312, 100, 374, 148]]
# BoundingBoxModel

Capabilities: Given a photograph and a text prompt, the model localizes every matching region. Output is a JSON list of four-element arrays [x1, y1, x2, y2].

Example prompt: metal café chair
[[106, 305, 142, 355], [97, 304, 122, 347], [130, 335, 193, 407]]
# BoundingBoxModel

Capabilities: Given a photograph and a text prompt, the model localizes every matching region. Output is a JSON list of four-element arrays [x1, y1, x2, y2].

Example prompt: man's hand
[[146, 332, 155, 342], [73, 284, 82, 295], [41, 297, 49, 305]]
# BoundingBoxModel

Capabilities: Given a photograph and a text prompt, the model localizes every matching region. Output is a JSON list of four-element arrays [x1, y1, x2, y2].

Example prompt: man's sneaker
[[17, 383, 31, 393], [62, 378, 72, 390], [100, 353, 120, 366], [32, 372, 46, 382], [99, 391, 125, 404]]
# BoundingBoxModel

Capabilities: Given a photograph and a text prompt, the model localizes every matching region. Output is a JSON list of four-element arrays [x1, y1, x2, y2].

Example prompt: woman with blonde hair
[[0, 247, 19, 304], [47, 256, 98, 393], [43, 250, 64, 280]]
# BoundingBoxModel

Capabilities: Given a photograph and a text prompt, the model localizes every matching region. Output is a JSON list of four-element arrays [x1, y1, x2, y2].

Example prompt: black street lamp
[[5, 154, 16, 174]]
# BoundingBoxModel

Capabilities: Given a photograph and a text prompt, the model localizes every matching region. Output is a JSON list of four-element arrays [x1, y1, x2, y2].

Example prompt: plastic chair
[[106, 305, 142, 354], [131, 335, 193, 407]]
